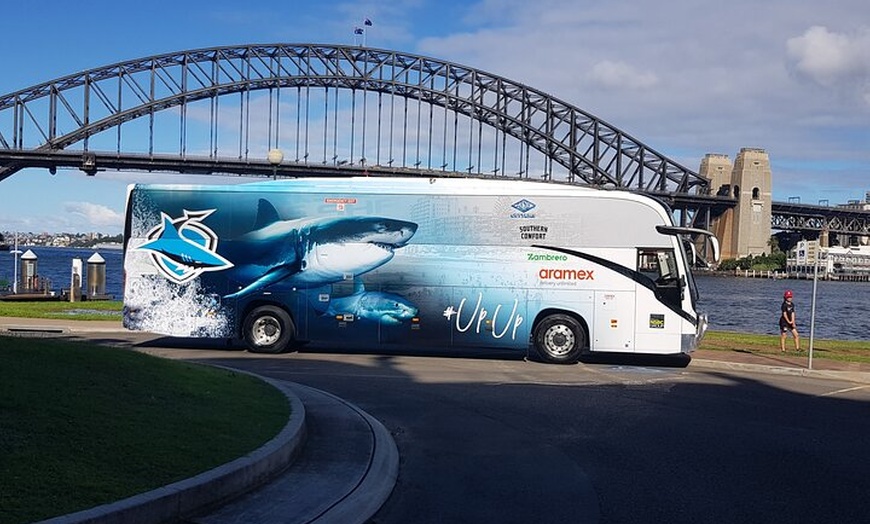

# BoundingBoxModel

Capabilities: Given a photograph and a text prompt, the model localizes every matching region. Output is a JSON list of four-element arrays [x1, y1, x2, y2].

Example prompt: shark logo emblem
[[137, 210, 234, 284]]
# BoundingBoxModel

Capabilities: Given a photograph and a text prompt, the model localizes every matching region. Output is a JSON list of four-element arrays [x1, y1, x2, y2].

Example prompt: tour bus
[[122, 177, 718, 363]]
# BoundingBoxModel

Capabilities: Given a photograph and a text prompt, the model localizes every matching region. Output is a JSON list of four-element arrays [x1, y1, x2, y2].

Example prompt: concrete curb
[[2, 324, 69, 334], [289, 383, 400, 524], [0, 318, 125, 335], [38, 376, 307, 524], [691, 358, 870, 385]]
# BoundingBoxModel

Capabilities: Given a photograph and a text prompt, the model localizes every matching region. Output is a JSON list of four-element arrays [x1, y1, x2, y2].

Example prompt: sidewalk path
[[0, 316, 124, 334], [691, 348, 870, 384]]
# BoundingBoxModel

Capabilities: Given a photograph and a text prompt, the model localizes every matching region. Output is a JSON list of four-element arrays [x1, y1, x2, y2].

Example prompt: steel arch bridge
[[0, 43, 710, 198]]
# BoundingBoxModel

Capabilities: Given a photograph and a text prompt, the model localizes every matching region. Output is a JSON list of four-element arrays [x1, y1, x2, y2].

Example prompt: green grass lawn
[[0, 336, 290, 524], [701, 330, 870, 363], [0, 299, 123, 321]]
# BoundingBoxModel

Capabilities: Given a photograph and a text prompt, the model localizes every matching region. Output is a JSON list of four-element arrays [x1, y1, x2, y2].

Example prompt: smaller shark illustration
[[318, 281, 418, 325], [138, 214, 234, 271]]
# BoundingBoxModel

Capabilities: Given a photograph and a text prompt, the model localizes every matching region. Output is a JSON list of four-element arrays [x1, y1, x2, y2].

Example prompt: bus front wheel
[[534, 314, 585, 364], [243, 306, 295, 354]]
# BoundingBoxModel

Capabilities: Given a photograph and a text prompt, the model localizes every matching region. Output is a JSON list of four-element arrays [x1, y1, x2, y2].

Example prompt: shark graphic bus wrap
[[124, 187, 421, 339], [123, 177, 716, 359]]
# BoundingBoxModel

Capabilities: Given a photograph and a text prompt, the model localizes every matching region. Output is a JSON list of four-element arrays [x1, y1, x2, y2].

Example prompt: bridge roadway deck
[[3, 148, 870, 235]]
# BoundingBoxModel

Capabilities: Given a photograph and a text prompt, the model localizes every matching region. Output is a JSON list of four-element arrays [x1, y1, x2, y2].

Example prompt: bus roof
[[131, 176, 662, 206]]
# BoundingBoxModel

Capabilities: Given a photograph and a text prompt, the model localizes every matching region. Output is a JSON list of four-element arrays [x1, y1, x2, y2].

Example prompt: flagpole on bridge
[[353, 18, 372, 47], [363, 17, 372, 47]]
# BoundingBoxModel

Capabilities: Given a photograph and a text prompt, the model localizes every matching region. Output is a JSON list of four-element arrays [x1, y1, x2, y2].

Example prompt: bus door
[[634, 248, 683, 351]]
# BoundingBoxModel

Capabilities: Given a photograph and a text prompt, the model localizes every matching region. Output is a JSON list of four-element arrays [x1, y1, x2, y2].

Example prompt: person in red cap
[[779, 290, 800, 352]]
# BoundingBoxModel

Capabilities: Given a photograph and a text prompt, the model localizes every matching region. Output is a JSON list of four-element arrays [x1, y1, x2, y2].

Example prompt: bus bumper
[[682, 313, 708, 353]]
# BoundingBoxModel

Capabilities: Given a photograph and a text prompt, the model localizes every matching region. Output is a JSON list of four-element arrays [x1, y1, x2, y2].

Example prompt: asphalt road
[[117, 337, 870, 524]]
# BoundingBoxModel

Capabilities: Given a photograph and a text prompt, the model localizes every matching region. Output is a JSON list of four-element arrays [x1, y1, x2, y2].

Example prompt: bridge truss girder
[[0, 43, 709, 196], [771, 204, 870, 236]]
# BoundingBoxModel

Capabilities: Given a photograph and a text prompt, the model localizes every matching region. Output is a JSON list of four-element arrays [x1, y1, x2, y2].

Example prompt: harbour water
[[694, 274, 870, 342], [0, 247, 867, 341], [0, 246, 124, 299]]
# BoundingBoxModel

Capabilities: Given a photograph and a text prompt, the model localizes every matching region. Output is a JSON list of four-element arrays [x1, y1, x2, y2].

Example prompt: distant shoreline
[[93, 242, 123, 250], [696, 269, 870, 282]]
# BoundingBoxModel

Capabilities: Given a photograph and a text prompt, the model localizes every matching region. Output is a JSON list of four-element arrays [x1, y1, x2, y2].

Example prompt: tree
[[716, 236, 787, 272]]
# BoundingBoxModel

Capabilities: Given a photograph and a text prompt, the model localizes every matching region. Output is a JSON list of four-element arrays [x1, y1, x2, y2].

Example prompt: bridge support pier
[[700, 148, 773, 260]]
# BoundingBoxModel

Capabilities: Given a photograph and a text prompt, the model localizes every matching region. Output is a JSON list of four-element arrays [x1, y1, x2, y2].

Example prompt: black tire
[[533, 314, 586, 364], [243, 305, 295, 354]]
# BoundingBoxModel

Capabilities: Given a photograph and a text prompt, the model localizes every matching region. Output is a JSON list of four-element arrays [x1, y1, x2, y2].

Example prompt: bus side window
[[637, 248, 682, 309], [637, 249, 661, 282]]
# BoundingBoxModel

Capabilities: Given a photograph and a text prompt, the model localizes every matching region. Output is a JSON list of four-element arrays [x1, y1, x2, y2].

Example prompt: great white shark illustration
[[317, 281, 418, 325], [223, 199, 417, 299]]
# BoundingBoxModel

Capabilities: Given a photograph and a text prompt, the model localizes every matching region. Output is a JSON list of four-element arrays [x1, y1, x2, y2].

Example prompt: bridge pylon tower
[[699, 148, 773, 260], [699, 153, 735, 258]]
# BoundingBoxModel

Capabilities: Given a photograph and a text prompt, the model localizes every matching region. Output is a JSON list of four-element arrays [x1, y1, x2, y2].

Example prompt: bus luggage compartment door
[[446, 287, 529, 350], [592, 291, 635, 352]]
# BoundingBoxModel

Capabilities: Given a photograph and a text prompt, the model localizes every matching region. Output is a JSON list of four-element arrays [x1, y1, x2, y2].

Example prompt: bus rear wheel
[[534, 314, 585, 364], [243, 305, 295, 354]]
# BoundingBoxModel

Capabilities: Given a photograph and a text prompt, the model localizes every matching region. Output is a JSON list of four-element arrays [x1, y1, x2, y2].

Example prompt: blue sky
[[1, 0, 869, 233]]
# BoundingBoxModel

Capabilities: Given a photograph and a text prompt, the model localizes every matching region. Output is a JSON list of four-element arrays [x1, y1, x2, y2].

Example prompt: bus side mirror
[[687, 243, 698, 266], [656, 226, 720, 265], [709, 236, 721, 263]]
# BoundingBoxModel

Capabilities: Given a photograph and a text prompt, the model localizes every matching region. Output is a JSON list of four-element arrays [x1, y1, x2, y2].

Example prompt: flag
[[354, 27, 364, 35], [364, 18, 373, 26]]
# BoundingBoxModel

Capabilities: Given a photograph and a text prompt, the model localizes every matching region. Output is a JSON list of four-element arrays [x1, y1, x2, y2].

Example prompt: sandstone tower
[[699, 154, 735, 259], [700, 148, 773, 260]]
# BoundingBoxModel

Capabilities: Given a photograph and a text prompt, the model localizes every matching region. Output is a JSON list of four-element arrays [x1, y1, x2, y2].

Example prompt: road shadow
[[135, 336, 693, 368], [184, 348, 870, 524]]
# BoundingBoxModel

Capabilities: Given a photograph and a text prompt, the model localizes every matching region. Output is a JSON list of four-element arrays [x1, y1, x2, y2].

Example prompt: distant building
[[836, 191, 870, 211], [787, 239, 870, 278]]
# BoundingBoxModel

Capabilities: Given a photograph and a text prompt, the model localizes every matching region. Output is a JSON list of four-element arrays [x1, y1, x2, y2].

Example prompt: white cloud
[[416, 1, 870, 204], [63, 202, 124, 230], [589, 60, 658, 90], [786, 25, 870, 87]]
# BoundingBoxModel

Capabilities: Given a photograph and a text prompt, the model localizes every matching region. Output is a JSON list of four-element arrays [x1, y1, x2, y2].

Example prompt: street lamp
[[808, 249, 826, 370], [267, 148, 284, 180]]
